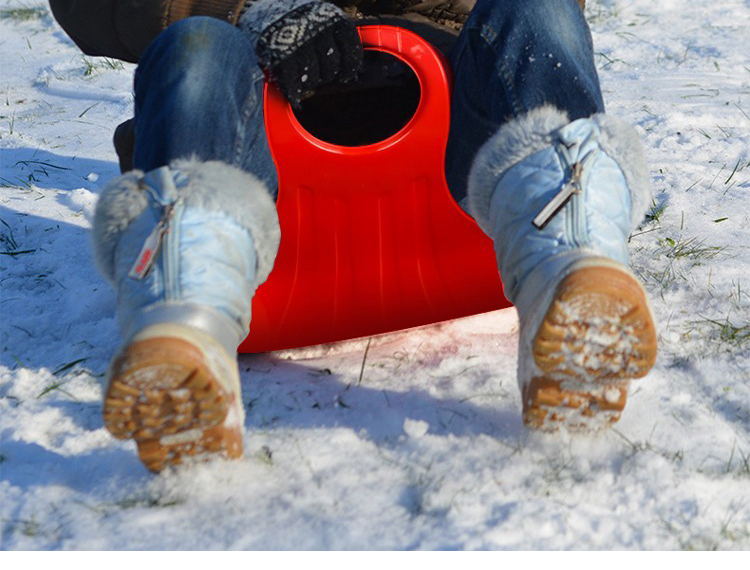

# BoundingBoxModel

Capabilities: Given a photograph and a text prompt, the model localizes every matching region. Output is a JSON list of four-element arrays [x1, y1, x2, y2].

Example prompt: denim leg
[[132, 16, 278, 197], [445, 0, 605, 203]]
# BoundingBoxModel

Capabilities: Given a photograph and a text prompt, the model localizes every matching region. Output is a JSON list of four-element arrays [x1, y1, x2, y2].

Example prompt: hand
[[255, 2, 363, 107]]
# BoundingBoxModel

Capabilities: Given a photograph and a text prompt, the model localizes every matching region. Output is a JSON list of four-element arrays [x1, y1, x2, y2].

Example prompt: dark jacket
[[50, 0, 585, 63]]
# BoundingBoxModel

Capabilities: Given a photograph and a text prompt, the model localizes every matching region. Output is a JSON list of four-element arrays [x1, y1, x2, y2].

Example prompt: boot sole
[[524, 264, 657, 430], [103, 327, 243, 472]]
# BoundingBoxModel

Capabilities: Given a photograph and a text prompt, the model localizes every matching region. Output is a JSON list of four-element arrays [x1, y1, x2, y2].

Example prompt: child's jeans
[[131, 0, 604, 205]]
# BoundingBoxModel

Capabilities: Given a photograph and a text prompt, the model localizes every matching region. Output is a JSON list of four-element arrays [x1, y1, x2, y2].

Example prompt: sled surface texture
[[239, 25, 509, 353]]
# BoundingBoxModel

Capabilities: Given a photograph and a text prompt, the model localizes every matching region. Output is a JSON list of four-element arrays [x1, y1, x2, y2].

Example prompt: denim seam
[[499, 59, 524, 118], [233, 76, 262, 167], [479, 22, 524, 119]]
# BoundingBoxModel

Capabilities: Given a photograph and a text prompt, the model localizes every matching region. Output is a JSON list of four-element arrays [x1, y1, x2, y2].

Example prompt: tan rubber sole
[[103, 335, 242, 472], [523, 264, 657, 430]]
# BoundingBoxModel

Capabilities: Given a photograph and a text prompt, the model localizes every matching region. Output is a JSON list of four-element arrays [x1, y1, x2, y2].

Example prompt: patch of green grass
[[0, 218, 35, 256], [2, 514, 46, 539], [114, 494, 183, 510], [52, 357, 89, 376], [700, 316, 750, 347], [612, 427, 685, 464], [36, 380, 73, 399], [2, 513, 63, 544], [253, 445, 274, 465], [658, 497, 749, 550], [638, 234, 726, 293], [723, 157, 749, 193], [726, 442, 750, 477], [595, 51, 631, 70], [0, 176, 31, 189], [82, 56, 125, 77], [6, 111, 15, 135], [36, 358, 90, 399], [630, 198, 669, 241], [657, 236, 724, 261], [645, 199, 667, 223], [0, 249, 36, 256], [585, 2, 620, 25], [728, 280, 747, 311], [14, 159, 70, 172], [0, 5, 47, 21], [0, 219, 19, 251], [10, 159, 72, 186]]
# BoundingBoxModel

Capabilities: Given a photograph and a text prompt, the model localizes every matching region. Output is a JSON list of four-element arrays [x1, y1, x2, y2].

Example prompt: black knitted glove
[[255, 2, 363, 107]]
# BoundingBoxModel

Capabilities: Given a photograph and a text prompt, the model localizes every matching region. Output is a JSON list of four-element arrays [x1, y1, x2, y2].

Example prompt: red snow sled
[[238, 25, 510, 353]]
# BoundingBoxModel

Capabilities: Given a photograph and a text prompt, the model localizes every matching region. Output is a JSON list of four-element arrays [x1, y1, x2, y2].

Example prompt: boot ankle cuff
[[593, 114, 652, 228], [93, 169, 149, 283], [92, 159, 280, 291], [467, 106, 652, 234], [169, 158, 280, 290], [467, 106, 570, 235]]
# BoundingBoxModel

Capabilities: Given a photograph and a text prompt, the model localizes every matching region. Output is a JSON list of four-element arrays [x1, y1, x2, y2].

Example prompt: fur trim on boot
[[93, 158, 280, 292], [467, 105, 652, 233]]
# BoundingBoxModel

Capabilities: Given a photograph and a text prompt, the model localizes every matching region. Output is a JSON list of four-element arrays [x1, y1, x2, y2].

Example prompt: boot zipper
[[128, 199, 181, 280], [532, 161, 584, 230], [163, 200, 183, 301]]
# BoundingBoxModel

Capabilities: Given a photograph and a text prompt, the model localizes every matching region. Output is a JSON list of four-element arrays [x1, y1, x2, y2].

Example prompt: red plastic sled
[[238, 25, 510, 353]]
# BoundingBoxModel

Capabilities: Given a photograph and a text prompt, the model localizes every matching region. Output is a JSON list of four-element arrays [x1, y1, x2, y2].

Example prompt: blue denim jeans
[[132, 0, 604, 204]]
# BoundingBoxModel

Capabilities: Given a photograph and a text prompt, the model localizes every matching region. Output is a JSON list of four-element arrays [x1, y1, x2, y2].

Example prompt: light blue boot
[[468, 106, 657, 430], [93, 159, 279, 471]]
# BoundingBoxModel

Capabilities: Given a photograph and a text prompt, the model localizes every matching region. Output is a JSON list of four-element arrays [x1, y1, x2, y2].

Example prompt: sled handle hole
[[291, 49, 421, 147]]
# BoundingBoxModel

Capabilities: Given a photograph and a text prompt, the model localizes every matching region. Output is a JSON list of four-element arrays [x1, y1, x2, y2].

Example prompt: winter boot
[[93, 159, 279, 471], [468, 106, 657, 430]]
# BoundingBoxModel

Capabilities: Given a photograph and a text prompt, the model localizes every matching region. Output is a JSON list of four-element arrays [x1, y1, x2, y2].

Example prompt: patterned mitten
[[241, 1, 363, 107]]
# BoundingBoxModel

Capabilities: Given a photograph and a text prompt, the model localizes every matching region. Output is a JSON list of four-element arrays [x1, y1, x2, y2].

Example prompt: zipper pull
[[128, 204, 175, 280], [532, 161, 584, 230]]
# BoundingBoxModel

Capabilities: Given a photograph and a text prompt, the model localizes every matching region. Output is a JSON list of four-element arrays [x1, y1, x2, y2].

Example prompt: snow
[[1, 0, 749, 551]]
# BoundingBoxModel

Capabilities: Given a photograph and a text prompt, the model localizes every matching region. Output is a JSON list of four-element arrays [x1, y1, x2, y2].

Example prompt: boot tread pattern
[[103, 337, 242, 472], [525, 265, 657, 430]]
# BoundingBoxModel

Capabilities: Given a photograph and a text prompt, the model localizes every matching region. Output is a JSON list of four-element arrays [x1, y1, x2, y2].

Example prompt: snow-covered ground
[[1, 0, 749, 550]]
